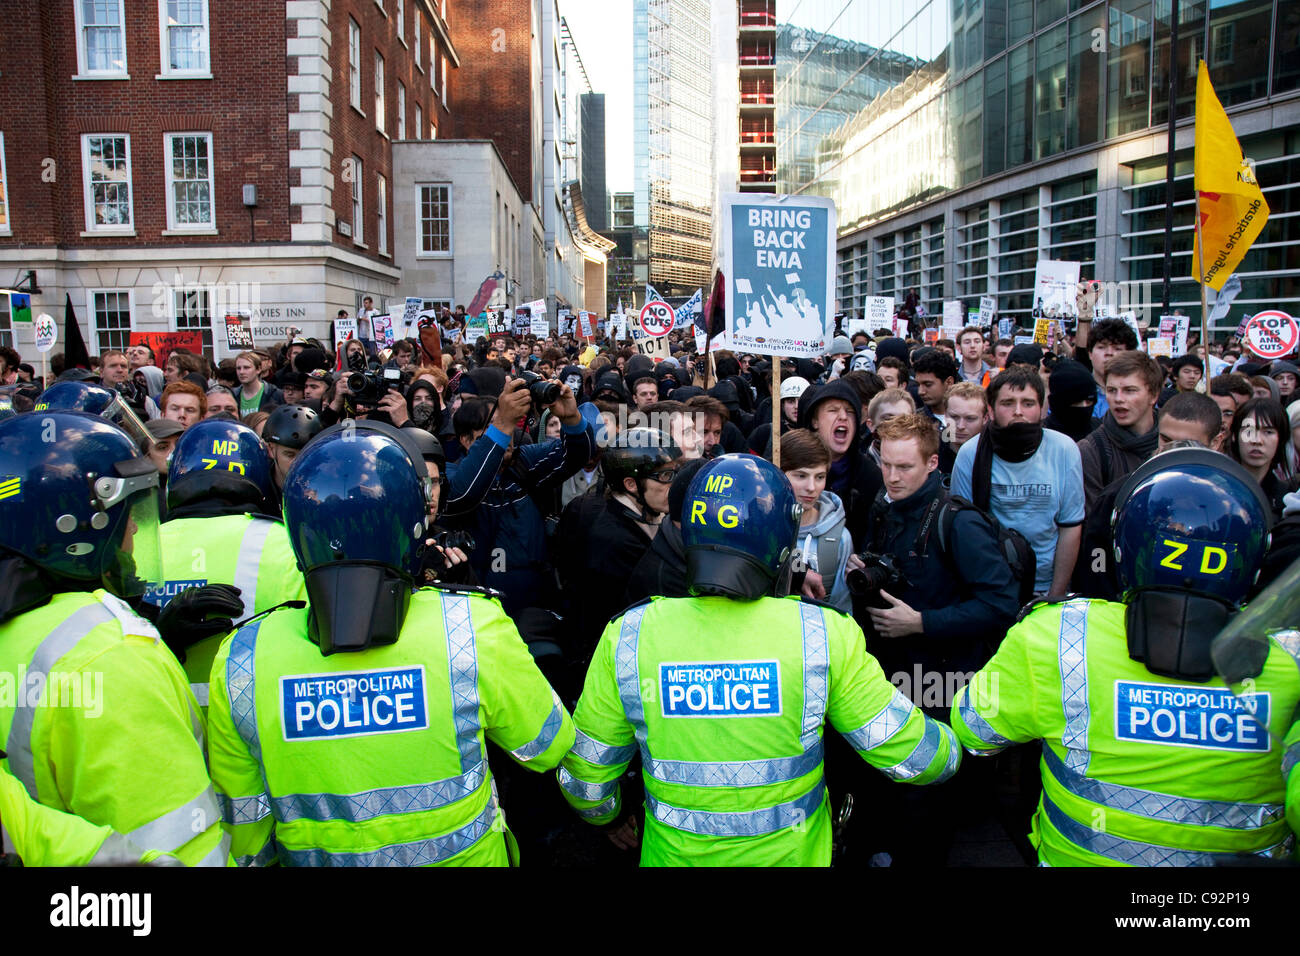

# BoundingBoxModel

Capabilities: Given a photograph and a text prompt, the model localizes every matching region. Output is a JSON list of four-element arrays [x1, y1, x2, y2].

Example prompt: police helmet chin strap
[[1125, 587, 1236, 684]]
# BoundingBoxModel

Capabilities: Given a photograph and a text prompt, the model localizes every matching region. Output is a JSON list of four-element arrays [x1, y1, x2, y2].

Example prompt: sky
[[559, 0, 635, 192]]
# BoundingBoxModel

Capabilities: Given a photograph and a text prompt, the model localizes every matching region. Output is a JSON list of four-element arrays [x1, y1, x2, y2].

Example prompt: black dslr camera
[[347, 365, 407, 405], [846, 551, 910, 608], [516, 370, 561, 406], [432, 530, 475, 554]]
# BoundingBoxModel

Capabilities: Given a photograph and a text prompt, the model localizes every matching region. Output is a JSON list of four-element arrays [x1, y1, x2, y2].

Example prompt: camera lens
[[529, 381, 561, 405], [347, 371, 368, 393]]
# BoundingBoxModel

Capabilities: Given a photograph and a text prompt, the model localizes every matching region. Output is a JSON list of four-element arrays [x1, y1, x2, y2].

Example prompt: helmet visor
[[101, 393, 153, 450], [97, 457, 163, 597]]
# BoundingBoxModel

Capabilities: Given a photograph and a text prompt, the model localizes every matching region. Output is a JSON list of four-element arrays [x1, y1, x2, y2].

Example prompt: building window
[[164, 133, 214, 230], [76, 0, 127, 75], [396, 0, 404, 42], [159, 0, 209, 75], [351, 156, 363, 244], [174, 286, 212, 355], [90, 290, 132, 352], [419, 184, 451, 254], [415, 18, 422, 69], [415, 104, 423, 140], [1210, 22, 1234, 68], [0, 296, 12, 349], [440, 55, 447, 107], [375, 52, 386, 132], [397, 83, 406, 139], [431, 37, 438, 92], [377, 175, 388, 254], [81, 134, 133, 231], [0, 132, 9, 234], [349, 18, 362, 110], [430, 121, 437, 140]]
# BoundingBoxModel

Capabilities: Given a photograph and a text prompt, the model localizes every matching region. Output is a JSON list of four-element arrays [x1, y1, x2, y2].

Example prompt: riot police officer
[[150, 417, 307, 708], [262, 403, 323, 495], [558, 453, 960, 866], [205, 420, 574, 865], [0, 411, 229, 866], [951, 447, 1300, 865]]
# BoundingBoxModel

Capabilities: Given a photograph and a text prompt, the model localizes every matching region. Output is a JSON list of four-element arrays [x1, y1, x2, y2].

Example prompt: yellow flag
[[1193, 60, 1269, 291]]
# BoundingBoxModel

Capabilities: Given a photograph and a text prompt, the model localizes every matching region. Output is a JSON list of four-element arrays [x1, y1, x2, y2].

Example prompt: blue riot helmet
[[280, 420, 431, 655], [681, 454, 803, 600], [34, 380, 152, 450], [167, 418, 274, 513], [0, 411, 163, 603], [1112, 446, 1273, 682]]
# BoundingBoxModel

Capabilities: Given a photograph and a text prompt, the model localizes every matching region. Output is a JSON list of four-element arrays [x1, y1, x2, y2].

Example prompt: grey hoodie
[[795, 490, 854, 613]]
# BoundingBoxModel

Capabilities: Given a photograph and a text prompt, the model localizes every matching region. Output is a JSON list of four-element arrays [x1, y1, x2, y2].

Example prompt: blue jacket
[[446, 420, 594, 615]]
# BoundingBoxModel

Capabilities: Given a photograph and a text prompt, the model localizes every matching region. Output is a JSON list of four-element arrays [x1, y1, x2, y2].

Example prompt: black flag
[[64, 293, 92, 371]]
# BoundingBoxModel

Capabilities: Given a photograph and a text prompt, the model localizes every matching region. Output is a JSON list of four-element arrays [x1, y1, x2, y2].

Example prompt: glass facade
[[781, 0, 1299, 330], [634, 0, 714, 295]]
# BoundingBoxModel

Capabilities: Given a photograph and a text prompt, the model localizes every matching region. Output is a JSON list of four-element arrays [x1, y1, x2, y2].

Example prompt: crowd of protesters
[[2, 300, 1297, 867]]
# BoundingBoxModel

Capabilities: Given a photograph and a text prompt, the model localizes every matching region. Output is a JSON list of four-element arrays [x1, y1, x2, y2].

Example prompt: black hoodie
[[797, 380, 883, 548]]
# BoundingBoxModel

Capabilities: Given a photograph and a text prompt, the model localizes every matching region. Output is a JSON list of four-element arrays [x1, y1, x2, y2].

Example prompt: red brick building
[[0, 0, 458, 357]]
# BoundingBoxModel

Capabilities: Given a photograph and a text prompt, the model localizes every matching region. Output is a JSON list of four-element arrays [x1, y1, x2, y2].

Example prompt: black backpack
[[914, 492, 1038, 610]]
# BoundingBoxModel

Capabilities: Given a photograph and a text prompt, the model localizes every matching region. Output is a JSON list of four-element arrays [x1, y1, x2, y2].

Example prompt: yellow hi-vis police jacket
[[151, 513, 307, 709], [0, 762, 176, 866], [559, 594, 961, 866], [206, 586, 575, 866], [0, 590, 230, 866], [951, 598, 1300, 866]]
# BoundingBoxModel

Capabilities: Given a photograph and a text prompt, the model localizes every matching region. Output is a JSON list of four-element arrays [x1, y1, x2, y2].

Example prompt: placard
[[132, 331, 204, 368], [1032, 259, 1082, 319], [578, 311, 597, 340], [402, 297, 422, 338], [465, 313, 489, 344], [863, 296, 893, 335], [1158, 315, 1190, 357], [227, 313, 256, 350], [531, 309, 550, 337], [979, 296, 996, 325], [372, 314, 395, 348], [942, 301, 963, 331], [1147, 337, 1174, 358], [630, 325, 671, 363], [997, 318, 1014, 339], [35, 313, 58, 353], [486, 311, 511, 336], [721, 192, 836, 357], [1243, 310, 1299, 360]]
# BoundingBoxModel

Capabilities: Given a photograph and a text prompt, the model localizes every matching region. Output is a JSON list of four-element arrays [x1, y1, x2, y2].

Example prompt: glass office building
[[776, 0, 1300, 331], [635, 0, 715, 296]]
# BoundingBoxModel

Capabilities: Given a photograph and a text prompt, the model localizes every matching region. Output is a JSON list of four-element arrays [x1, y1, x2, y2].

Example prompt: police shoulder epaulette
[[1014, 593, 1087, 624], [793, 593, 848, 617], [235, 600, 307, 630], [425, 582, 506, 601], [608, 595, 657, 622]]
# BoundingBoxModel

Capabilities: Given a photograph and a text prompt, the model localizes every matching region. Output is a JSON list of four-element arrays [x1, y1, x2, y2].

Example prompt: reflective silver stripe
[[225, 621, 264, 762], [128, 785, 222, 852], [1058, 600, 1091, 774], [938, 724, 961, 780], [1041, 795, 1284, 867], [1272, 629, 1300, 663], [510, 691, 565, 762], [233, 518, 275, 620], [646, 780, 825, 837], [574, 792, 620, 821], [90, 831, 149, 866], [1283, 742, 1300, 779], [798, 602, 829, 750], [643, 745, 823, 788], [279, 794, 499, 866], [191, 682, 210, 708], [956, 684, 1013, 750], [237, 840, 278, 867], [570, 729, 636, 767], [270, 766, 487, 823], [1042, 744, 1284, 831], [881, 718, 944, 780], [614, 603, 650, 749], [558, 766, 618, 802], [842, 688, 913, 753], [6, 602, 115, 798], [195, 832, 232, 867], [440, 593, 484, 776], [217, 791, 273, 826]]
